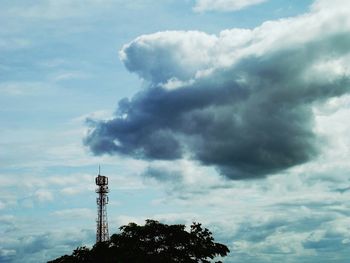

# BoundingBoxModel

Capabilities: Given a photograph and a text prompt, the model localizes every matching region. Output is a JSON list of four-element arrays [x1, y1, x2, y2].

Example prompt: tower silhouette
[[95, 166, 109, 243]]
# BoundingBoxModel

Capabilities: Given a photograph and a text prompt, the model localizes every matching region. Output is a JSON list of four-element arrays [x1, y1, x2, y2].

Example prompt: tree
[[48, 220, 229, 263]]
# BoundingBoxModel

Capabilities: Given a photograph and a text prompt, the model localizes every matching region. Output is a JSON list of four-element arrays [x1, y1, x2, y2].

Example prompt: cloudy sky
[[1, 0, 350, 262]]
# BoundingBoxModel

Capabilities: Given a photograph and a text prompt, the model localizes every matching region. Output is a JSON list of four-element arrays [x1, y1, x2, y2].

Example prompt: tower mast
[[95, 166, 109, 243]]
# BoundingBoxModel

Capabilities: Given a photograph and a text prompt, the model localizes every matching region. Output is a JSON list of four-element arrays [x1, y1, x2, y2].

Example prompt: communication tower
[[95, 166, 109, 243]]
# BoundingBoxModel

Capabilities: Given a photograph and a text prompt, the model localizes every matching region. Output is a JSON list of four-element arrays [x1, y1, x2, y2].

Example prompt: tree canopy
[[48, 220, 229, 263]]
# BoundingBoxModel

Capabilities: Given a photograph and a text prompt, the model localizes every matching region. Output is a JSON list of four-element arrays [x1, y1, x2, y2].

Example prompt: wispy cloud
[[52, 71, 89, 82], [193, 0, 268, 13], [52, 208, 94, 219], [1, 0, 114, 20], [0, 82, 47, 96], [0, 38, 31, 51], [34, 189, 54, 203], [0, 227, 94, 263]]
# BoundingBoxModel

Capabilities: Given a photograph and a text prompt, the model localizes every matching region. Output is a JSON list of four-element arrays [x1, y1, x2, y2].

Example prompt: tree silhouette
[[48, 220, 229, 263]]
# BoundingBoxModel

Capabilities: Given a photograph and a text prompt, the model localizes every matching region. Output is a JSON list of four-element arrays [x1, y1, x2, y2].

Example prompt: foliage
[[48, 220, 229, 263]]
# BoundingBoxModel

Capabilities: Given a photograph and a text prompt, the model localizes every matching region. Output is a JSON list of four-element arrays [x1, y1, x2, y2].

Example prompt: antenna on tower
[[95, 166, 109, 243]]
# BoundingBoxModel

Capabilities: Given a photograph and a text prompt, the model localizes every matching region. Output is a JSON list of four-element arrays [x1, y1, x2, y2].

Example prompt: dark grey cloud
[[143, 166, 183, 183], [85, 31, 350, 179], [334, 186, 350, 194]]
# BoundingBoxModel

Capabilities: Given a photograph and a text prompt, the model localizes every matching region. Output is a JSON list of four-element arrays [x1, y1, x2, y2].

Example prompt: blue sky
[[1, 0, 350, 262]]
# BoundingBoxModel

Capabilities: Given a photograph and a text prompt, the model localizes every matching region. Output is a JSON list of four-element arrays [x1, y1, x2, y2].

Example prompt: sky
[[1, 0, 350, 262]]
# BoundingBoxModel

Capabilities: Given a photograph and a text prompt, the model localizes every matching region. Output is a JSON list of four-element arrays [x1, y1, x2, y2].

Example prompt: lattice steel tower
[[95, 166, 109, 243]]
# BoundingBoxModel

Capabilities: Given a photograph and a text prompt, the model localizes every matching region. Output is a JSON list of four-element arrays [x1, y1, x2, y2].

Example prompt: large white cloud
[[87, 0, 350, 179], [119, 31, 218, 84], [120, 0, 350, 86]]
